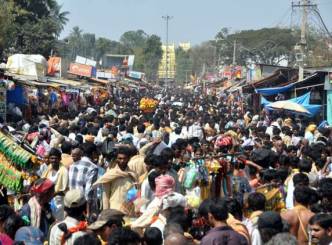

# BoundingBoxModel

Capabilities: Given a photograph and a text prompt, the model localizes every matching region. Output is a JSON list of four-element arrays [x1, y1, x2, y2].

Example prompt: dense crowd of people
[[0, 85, 332, 245]]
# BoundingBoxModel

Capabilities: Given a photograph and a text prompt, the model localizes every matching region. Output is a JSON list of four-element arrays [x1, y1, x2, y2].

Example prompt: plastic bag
[[186, 187, 201, 208], [184, 166, 198, 189]]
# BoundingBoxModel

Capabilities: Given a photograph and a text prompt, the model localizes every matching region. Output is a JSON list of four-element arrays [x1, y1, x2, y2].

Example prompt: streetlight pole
[[162, 15, 173, 87], [232, 39, 237, 65]]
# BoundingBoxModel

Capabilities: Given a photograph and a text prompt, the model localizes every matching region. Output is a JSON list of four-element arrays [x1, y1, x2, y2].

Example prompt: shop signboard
[[96, 71, 116, 79], [69, 63, 93, 77], [75, 56, 97, 67], [0, 81, 6, 122]]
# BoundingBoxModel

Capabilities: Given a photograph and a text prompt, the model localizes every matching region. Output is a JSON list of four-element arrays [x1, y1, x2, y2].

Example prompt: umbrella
[[266, 100, 311, 115]]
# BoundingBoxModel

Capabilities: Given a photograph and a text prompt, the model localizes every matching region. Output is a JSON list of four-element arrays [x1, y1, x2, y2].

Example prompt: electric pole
[[162, 15, 173, 87], [292, 0, 317, 81]]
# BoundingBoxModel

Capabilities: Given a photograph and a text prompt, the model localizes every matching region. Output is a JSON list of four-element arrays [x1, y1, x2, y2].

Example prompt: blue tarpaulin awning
[[261, 92, 322, 117], [255, 73, 319, 96], [255, 83, 295, 96]]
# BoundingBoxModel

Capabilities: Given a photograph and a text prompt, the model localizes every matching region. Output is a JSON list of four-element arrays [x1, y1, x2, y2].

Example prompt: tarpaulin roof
[[255, 83, 295, 96], [255, 73, 319, 96], [261, 92, 322, 117]]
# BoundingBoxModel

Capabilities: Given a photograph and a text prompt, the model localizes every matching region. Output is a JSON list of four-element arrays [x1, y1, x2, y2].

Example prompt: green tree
[[175, 47, 193, 84], [1, 0, 69, 57], [190, 41, 216, 76], [120, 30, 148, 70], [215, 27, 299, 66], [120, 30, 147, 51], [49, 2, 69, 35], [95, 37, 130, 65], [64, 26, 84, 60], [95, 37, 112, 63], [143, 34, 162, 81], [0, 0, 13, 55], [81, 33, 96, 59]]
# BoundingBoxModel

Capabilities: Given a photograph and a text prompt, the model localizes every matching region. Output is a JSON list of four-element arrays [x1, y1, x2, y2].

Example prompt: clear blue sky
[[58, 0, 332, 45]]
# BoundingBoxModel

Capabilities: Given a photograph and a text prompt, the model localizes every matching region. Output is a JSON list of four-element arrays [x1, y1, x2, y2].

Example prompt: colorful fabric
[[31, 179, 54, 194], [42, 165, 68, 193], [256, 184, 285, 212], [49, 216, 86, 245], [0, 233, 13, 245], [28, 196, 42, 229], [61, 221, 87, 245], [155, 175, 175, 198], [215, 136, 232, 148]]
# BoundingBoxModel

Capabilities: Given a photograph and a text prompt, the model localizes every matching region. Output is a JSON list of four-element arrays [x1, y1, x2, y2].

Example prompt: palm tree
[[69, 26, 83, 60], [46, 0, 69, 35]]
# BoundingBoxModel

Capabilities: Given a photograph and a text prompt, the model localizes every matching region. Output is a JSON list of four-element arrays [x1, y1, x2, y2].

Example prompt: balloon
[[126, 187, 138, 202]]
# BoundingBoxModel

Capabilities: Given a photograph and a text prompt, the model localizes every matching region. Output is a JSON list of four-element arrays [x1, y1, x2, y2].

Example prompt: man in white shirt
[[49, 190, 87, 245], [168, 127, 182, 147]]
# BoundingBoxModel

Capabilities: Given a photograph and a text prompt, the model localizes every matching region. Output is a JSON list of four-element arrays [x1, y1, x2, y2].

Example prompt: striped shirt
[[68, 157, 98, 200]]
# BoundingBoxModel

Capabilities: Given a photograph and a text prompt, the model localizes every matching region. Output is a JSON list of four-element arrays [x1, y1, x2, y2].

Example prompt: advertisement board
[[47, 57, 61, 76], [103, 55, 135, 71], [69, 63, 93, 77]]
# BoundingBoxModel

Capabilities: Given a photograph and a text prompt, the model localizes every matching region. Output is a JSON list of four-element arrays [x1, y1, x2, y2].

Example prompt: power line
[[311, 7, 332, 38], [309, 15, 328, 35], [271, 7, 293, 28]]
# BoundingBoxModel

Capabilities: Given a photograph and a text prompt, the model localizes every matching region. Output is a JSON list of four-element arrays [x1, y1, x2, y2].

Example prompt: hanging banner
[[47, 57, 61, 76]]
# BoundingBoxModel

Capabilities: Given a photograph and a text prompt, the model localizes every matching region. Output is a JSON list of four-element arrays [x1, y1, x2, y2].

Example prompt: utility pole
[[162, 15, 173, 87], [292, 0, 317, 81]]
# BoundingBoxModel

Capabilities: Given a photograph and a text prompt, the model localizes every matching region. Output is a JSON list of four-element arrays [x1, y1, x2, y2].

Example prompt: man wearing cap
[[87, 209, 125, 245], [20, 178, 55, 235], [49, 190, 88, 245]]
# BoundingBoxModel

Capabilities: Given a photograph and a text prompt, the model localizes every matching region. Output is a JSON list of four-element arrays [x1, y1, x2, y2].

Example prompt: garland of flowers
[[139, 98, 159, 113], [0, 131, 32, 169]]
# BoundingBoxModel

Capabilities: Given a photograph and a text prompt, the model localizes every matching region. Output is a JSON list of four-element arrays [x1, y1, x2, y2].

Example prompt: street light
[[162, 15, 173, 87]]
